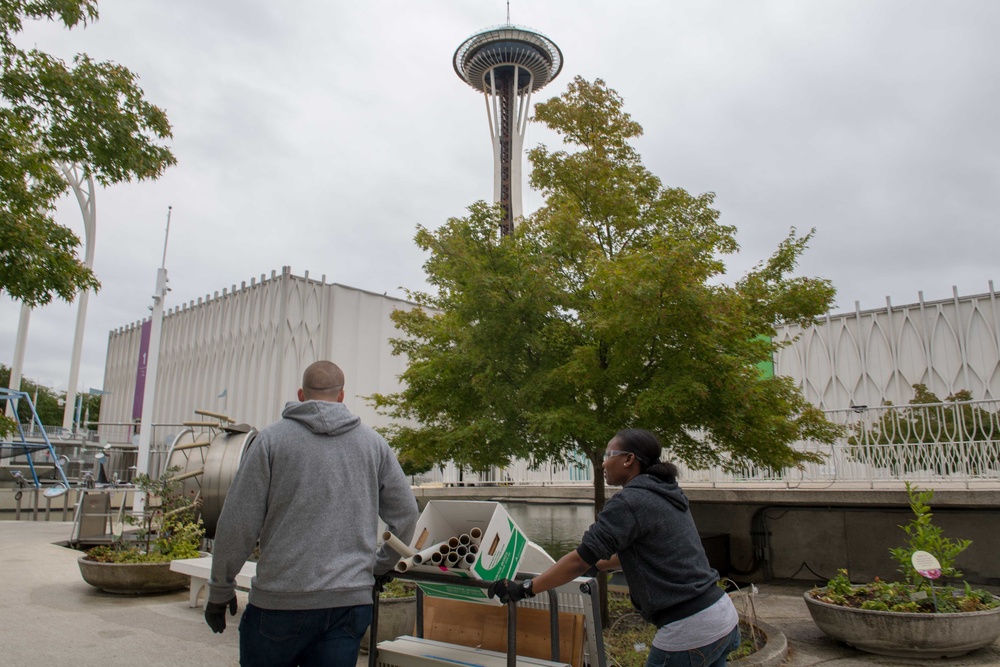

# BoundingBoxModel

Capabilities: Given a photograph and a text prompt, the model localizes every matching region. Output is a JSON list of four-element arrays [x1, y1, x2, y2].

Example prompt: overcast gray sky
[[2, 0, 999, 394]]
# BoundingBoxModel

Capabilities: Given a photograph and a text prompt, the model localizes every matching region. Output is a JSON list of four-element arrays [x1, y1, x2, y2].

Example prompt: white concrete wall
[[775, 285, 1000, 411], [100, 268, 418, 437]]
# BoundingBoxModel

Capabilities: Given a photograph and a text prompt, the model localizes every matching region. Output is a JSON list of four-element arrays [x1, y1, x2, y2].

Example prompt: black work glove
[[374, 572, 394, 593], [583, 565, 600, 578], [205, 596, 238, 633], [487, 578, 535, 604]]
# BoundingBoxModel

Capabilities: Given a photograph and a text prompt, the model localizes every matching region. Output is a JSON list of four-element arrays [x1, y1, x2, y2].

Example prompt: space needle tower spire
[[454, 21, 562, 235]]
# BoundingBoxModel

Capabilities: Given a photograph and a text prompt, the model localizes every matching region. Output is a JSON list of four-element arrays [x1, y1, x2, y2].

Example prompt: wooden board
[[422, 597, 585, 667]]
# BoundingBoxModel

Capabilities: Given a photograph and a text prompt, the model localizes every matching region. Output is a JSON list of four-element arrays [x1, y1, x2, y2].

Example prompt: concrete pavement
[[2, 520, 999, 667]]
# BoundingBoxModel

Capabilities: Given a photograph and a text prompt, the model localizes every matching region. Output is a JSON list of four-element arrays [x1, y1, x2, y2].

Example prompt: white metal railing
[[413, 400, 1000, 490], [1, 423, 188, 485], [9, 401, 1000, 492], [676, 399, 1000, 488]]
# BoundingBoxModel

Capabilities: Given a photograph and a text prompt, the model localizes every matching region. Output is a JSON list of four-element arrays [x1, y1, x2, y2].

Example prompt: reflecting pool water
[[502, 502, 597, 560]]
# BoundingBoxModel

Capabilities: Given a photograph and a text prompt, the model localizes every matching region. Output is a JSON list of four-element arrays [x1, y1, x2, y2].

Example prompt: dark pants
[[239, 602, 373, 667], [644, 624, 741, 667]]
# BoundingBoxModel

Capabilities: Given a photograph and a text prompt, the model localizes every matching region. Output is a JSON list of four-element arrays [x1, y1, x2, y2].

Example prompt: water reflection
[[503, 502, 596, 560]]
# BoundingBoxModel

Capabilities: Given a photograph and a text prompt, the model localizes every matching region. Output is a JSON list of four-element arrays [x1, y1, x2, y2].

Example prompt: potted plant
[[77, 466, 206, 594], [804, 483, 1000, 658]]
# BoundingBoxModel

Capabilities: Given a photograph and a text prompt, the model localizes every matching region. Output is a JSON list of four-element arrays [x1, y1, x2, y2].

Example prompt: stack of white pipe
[[385, 526, 484, 573]]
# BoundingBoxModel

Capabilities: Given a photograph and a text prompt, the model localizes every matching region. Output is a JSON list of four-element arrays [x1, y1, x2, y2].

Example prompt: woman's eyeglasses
[[603, 450, 630, 460]]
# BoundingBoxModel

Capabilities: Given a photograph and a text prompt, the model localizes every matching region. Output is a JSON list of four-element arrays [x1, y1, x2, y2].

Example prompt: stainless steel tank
[[164, 422, 257, 538]]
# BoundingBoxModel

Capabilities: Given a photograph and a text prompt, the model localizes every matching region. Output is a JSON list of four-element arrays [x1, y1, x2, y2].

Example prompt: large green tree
[[0, 0, 176, 307], [374, 77, 839, 508]]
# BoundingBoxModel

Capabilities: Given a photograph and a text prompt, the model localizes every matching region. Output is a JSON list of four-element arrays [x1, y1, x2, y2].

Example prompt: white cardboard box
[[407, 500, 554, 605]]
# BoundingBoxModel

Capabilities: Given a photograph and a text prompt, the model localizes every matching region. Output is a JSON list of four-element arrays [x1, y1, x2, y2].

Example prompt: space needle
[[454, 24, 562, 235]]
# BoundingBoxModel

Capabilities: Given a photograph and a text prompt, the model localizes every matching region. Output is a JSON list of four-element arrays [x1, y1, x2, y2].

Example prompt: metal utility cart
[[369, 570, 606, 667]]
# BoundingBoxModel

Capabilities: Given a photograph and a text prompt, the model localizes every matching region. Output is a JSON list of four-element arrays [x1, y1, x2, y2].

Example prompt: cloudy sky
[[2, 0, 999, 395]]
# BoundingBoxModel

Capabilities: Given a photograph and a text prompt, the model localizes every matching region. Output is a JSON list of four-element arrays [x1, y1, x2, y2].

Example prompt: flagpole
[[135, 207, 172, 508]]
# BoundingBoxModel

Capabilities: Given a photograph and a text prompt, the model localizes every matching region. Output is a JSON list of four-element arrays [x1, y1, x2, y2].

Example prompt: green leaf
[[0, 1, 175, 306]]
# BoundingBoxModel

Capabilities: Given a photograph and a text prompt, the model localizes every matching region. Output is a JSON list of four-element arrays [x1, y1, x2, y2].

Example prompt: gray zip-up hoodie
[[207, 400, 418, 610], [576, 474, 723, 627]]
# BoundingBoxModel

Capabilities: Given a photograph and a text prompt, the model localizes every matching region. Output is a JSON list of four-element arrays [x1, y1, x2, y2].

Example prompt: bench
[[170, 556, 256, 608]]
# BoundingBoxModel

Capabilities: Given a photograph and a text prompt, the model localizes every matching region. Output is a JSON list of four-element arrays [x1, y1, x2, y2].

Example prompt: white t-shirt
[[651, 593, 739, 651]]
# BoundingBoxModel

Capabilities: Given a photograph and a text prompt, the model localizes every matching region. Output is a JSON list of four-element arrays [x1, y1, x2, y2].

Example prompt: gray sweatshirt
[[207, 400, 418, 610]]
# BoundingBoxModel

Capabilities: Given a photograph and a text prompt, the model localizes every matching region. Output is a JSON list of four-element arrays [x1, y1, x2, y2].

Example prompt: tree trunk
[[589, 450, 610, 627]]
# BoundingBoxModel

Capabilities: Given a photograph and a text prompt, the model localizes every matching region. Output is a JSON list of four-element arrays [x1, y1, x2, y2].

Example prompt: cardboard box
[[407, 500, 554, 605]]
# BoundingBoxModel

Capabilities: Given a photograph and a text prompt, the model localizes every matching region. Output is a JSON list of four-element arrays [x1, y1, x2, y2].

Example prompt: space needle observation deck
[[454, 25, 563, 235]]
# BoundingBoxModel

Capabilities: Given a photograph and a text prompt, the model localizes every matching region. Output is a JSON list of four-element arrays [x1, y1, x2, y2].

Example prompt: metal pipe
[[170, 440, 211, 451], [167, 468, 204, 483], [368, 585, 380, 667], [547, 589, 560, 661], [507, 598, 516, 667], [193, 409, 233, 423]]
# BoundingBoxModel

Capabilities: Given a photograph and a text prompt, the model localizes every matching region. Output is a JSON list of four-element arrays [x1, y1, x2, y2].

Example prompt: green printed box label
[[417, 582, 489, 602], [473, 518, 526, 581]]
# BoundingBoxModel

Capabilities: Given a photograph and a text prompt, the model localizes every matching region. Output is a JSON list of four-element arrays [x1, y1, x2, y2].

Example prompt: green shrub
[[83, 467, 204, 563], [889, 483, 970, 586]]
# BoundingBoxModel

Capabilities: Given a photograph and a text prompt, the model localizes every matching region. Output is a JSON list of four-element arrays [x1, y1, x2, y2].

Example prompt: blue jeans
[[644, 624, 741, 667], [239, 603, 373, 667]]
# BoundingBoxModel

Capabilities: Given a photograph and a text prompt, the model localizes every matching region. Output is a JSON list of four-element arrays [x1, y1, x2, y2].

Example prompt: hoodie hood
[[281, 400, 361, 436], [626, 473, 689, 512]]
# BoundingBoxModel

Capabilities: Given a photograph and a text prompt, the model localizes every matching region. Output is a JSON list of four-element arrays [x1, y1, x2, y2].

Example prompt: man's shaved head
[[301, 361, 345, 401]]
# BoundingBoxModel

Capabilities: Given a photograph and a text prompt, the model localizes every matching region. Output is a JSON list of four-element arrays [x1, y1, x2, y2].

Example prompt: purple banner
[[132, 319, 152, 421]]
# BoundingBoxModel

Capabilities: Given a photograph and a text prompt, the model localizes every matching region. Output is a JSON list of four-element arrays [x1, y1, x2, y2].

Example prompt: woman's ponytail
[[613, 428, 678, 483]]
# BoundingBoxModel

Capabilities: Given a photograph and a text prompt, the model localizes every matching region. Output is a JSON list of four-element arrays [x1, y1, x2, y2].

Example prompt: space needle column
[[454, 25, 562, 235], [59, 162, 97, 433]]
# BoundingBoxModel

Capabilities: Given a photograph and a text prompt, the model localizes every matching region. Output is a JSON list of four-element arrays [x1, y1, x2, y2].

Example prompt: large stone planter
[[361, 596, 416, 653], [729, 619, 787, 667], [804, 589, 1000, 658], [78, 556, 191, 595]]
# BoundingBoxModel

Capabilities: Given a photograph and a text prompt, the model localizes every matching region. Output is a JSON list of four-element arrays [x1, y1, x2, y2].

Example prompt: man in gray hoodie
[[205, 360, 419, 667]]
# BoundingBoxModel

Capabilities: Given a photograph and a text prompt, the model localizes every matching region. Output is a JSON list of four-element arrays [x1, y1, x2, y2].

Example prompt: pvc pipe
[[394, 556, 416, 572], [382, 531, 417, 557], [458, 553, 476, 570], [459, 533, 471, 546], [447, 537, 460, 549], [456, 545, 468, 557], [446, 551, 460, 566], [470, 527, 483, 545]]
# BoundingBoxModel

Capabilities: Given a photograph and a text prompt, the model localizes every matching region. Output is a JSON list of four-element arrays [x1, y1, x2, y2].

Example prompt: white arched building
[[100, 267, 418, 444], [775, 284, 1000, 411]]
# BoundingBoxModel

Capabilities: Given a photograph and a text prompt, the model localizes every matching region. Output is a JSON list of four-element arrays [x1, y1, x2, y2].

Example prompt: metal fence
[[5, 401, 1000, 491], [672, 399, 1000, 488], [0, 423, 188, 484], [415, 399, 1000, 489]]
